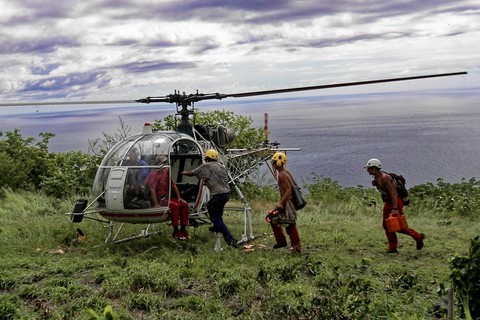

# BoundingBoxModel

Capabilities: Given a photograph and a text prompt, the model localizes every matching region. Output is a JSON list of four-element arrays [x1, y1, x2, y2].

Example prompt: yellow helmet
[[271, 152, 287, 167], [204, 149, 219, 161]]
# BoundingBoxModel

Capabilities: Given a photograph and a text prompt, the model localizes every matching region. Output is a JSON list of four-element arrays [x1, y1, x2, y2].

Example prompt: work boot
[[209, 226, 221, 233], [387, 248, 398, 254], [180, 227, 190, 239], [226, 238, 239, 248], [172, 231, 186, 241], [273, 243, 287, 249], [416, 233, 425, 250]]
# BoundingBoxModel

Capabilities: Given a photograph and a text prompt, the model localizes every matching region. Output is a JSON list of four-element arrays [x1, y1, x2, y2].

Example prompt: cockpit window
[[172, 139, 202, 156], [92, 132, 203, 202]]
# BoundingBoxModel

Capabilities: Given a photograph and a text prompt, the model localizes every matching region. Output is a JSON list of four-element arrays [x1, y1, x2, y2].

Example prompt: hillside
[[0, 179, 479, 319]]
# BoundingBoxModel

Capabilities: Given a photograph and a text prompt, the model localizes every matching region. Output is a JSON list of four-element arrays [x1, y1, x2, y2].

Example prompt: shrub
[[410, 178, 480, 217], [306, 174, 377, 208], [0, 130, 99, 199], [450, 236, 480, 319]]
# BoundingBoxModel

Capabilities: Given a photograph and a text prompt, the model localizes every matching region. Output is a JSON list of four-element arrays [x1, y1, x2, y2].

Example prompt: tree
[[0, 129, 99, 199], [40, 151, 100, 198], [0, 129, 55, 192], [88, 116, 132, 157], [152, 109, 267, 187]]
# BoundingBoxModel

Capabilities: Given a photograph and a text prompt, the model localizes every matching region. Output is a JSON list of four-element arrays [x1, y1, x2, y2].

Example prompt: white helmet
[[365, 158, 382, 169]]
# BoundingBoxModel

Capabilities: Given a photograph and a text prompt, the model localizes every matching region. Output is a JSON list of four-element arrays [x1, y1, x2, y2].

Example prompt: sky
[[0, 0, 479, 109]]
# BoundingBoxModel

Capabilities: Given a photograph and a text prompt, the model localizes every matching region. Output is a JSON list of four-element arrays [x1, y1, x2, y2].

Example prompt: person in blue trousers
[[181, 149, 238, 247]]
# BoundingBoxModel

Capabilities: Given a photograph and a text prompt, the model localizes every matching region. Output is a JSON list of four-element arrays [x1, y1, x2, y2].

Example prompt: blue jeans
[[207, 193, 234, 241]]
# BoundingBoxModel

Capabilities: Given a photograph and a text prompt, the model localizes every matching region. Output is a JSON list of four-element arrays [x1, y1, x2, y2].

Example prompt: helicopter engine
[[194, 125, 235, 148]]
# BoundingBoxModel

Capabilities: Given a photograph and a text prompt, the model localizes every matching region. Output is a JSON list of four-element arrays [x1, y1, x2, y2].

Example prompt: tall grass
[[0, 181, 479, 319]]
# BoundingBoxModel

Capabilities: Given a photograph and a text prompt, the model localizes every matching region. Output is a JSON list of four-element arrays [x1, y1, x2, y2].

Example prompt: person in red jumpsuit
[[146, 155, 189, 240]]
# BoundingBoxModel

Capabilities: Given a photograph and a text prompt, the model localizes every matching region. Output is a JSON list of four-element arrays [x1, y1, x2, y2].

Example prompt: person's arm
[[182, 164, 204, 178], [170, 179, 186, 203]]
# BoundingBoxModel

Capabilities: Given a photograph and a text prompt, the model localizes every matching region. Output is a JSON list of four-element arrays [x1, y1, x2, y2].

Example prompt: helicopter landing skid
[[188, 211, 211, 228], [104, 222, 161, 244], [225, 205, 256, 245]]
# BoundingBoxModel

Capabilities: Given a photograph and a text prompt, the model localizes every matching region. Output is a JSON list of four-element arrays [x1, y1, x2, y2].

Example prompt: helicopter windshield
[[92, 132, 203, 210]]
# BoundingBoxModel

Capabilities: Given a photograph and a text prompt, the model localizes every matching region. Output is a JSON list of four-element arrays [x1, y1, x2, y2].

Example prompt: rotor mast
[[136, 91, 228, 134]]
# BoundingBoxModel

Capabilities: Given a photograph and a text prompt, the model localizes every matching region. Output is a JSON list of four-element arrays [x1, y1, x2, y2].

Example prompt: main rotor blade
[[225, 72, 468, 98], [0, 71, 467, 107], [0, 100, 136, 107]]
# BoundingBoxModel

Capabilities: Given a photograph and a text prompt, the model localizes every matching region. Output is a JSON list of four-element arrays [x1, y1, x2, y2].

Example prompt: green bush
[[410, 178, 480, 217], [306, 174, 378, 208], [450, 236, 480, 320], [40, 151, 99, 198], [237, 180, 277, 202], [0, 130, 53, 192], [0, 130, 99, 199]]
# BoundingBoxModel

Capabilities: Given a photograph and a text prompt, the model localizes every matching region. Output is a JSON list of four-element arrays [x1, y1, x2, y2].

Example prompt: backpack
[[373, 172, 410, 206]]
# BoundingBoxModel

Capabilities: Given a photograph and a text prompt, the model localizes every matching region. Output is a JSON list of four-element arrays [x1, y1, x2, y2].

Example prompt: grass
[[0, 188, 479, 319]]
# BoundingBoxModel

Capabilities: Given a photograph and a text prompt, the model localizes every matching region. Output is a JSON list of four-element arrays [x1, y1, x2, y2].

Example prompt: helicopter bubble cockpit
[[91, 129, 207, 223]]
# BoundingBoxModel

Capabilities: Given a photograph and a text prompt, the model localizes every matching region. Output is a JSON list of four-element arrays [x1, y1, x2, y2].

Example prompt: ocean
[[1, 88, 479, 187]]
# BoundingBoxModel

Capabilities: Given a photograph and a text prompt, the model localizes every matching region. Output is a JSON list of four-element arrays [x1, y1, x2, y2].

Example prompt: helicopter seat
[[125, 199, 151, 210]]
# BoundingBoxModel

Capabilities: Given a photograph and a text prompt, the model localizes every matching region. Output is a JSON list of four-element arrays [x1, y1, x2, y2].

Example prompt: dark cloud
[[102, 36, 176, 48], [81, 0, 471, 26], [118, 60, 197, 73], [306, 33, 406, 49], [2, 0, 77, 25], [0, 36, 78, 54], [190, 43, 219, 55], [31, 63, 61, 76], [20, 72, 110, 94], [94, 0, 289, 19], [8, 0, 478, 28]]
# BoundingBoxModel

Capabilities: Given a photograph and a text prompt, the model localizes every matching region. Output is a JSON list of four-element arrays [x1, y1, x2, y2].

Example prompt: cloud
[[0, 0, 478, 104], [16, 72, 111, 101], [118, 60, 197, 73], [0, 35, 78, 54], [31, 63, 61, 76]]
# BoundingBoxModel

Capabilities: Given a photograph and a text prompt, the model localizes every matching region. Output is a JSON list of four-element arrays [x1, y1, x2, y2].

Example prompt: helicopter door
[[105, 167, 128, 211]]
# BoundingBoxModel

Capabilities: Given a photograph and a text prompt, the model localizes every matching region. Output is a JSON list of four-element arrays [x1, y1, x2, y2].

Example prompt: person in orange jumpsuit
[[365, 158, 425, 253]]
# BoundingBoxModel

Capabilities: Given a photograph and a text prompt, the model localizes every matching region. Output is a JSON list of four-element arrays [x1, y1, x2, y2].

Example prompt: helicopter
[[0, 71, 467, 245]]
